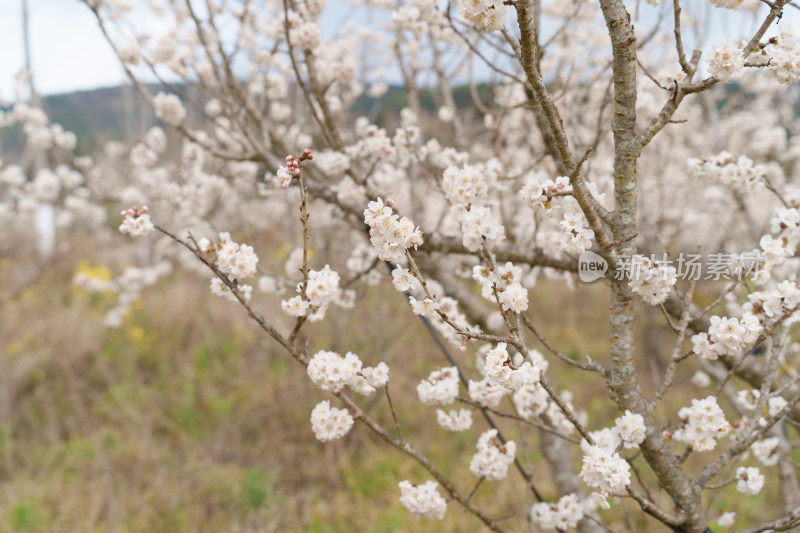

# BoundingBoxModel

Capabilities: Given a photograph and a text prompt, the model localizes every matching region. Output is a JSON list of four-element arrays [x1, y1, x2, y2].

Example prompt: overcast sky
[[1, 0, 796, 100], [0, 0, 125, 99]]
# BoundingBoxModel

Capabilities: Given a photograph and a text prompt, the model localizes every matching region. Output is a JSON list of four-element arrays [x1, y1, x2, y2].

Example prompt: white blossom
[[153, 92, 186, 126], [629, 255, 677, 305], [398, 480, 447, 520], [362, 362, 390, 388], [519, 174, 572, 215], [364, 197, 423, 262], [718, 512, 736, 527], [417, 367, 460, 405], [691, 371, 712, 388], [310, 400, 354, 441], [391, 268, 417, 292], [614, 410, 646, 448], [707, 43, 744, 81], [436, 408, 473, 431], [688, 152, 766, 193], [118, 210, 154, 237], [752, 437, 780, 466], [735, 466, 765, 495], [674, 396, 731, 452], [469, 429, 516, 481], [307, 350, 361, 392], [710, 0, 744, 8], [468, 377, 507, 408], [735, 389, 761, 411], [441, 164, 488, 206], [209, 275, 252, 303], [530, 494, 585, 531], [484, 342, 540, 391], [456, 0, 508, 31], [513, 384, 549, 420], [281, 295, 310, 317], [215, 236, 259, 282], [579, 444, 631, 493]]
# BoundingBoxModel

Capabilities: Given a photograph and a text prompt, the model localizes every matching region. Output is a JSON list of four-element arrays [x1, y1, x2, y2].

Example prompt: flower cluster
[[691, 313, 761, 360], [472, 262, 529, 312], [210, 277, 253, 303], [579, 444, 631, 493], [614, 410, 647, 449], [582, 427, 621, 452], [628, 255, 677, 306], [735, 388, 761, 411], [439, 163, 505, 253], [314, 150, 350, 177], [392, 7, 425, 35], [310, 400, 354, 442], [707, 43, 744, 82], [469, 429, 516, 481], [691, 371, 712, 388], [152, 92, 186, 127], [409, 296, 441, 318], [734, 389, 787, 423], [771, 207, 800, 244], [745, 281, 800, 322], [456, 0, 508, 31], [718, 512, 736, 527], [391, 267, 419, 292], [687, 152, 766, 193], [484, 342, 541, 391], [441, 164, 488, 206], [752, 437, 780, 466], [30, 168, 61, 201], [468, 377, 507, 408], [436, 408, 473, 431], [674, 396, 731, 451], [559, 209, 595, 255], [759, 235, 795, 274], [513, 384, 550, 420], [519, 173, 572, 215], [762, 23, 800, 85], [288, 18, 322, 51], [735, 466, 765, 495], [364, 197, 423, 262], [530, 494, 586, 531], [215, 232, 259, 282], [118, 205, 154, 237], [281, 265, 344, 321], [398, 480, 447, 520], [451, 204, 506, 252], [417, 367, 460, 405], [307, 350, 389, 395]]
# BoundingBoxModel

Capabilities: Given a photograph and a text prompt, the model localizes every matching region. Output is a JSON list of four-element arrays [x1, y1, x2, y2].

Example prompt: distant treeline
[[0, 82, 492, 156]]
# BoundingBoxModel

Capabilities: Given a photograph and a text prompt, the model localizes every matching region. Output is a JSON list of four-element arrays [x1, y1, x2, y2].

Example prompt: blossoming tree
[[5, 0, 800, 530]]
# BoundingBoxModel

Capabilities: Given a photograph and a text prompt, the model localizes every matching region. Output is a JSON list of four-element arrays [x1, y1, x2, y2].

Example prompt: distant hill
[[43, 85, 155, 149], [0, 81, 492, 155], [0, 84, 156, 155]]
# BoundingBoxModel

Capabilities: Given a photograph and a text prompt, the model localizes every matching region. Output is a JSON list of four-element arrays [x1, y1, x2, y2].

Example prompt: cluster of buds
[[121, 205, 149, 218], [277, 148, 314, 189]]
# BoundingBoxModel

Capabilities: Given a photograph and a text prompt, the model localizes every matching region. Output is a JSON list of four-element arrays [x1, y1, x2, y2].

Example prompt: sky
[[0, 0, 126, 99], [1, 0, 798, 100]]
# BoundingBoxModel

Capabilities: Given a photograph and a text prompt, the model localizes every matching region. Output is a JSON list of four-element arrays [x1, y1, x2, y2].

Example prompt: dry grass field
[[0, 240, 785, 532]]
